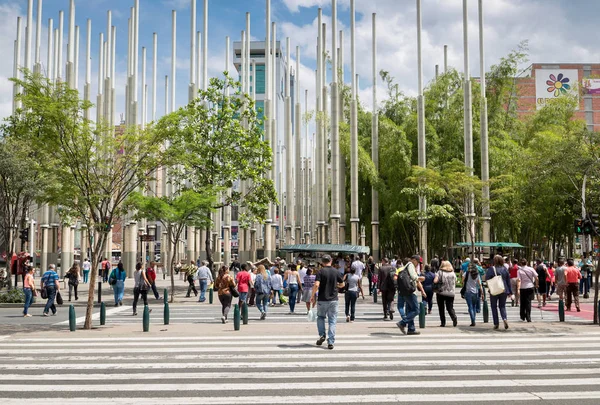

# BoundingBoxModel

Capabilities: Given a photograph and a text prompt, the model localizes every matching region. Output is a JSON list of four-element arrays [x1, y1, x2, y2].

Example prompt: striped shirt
[[41, 270, 59, 288], [303, 275, 316, 290]]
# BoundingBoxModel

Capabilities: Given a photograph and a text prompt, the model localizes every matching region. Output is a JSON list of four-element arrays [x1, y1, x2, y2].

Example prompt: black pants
[[187, 281, 198, 297], [520, 288, 534, 321], [249, 288, 255, 306], [367, 274, 373, 295], [133, 287, 148, 314], [436, 294, 457, 326], [423, 286, 433, 312], [68, 283, 78, 301], [382, 289, 395, 317], [219, 293, 232, 318]]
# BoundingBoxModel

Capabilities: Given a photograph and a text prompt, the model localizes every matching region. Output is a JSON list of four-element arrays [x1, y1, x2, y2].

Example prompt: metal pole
[[58, 10, 63, 80], [463, 0, 475, 244], [285, 37, 293, 247], [264, 0, 274, 260], [350, 0, 359, 245], [152, 33, 157, 121], [478, 0, 491, 246], [339, 29, 346, 244], [13, 18, 22, 113], [444, 45, 448, 73], [315, 9, 322, 243], [330, 0, 340, 244], [223, 36, 232, 266], [35, 0, 42, 70], [25, 0, 33, 71], [47, 18, 53, 81], [295, 46, 303, 245], [417, 0, 427, 263], [171, 10, 176, 113], [67, 0, 75, 88], [371, 13, 380, 261], [202, 0, 208, 91], [74, 25, 79, 90]]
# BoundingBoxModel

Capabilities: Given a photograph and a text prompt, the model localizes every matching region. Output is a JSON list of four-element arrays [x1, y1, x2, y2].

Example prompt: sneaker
[[221, 316, 225, 324], [407, 330, 420, 335], [43, 312, 49, 317], [133, 312, 137, 316], [383, 316, 388, 321], [316, 335, 326, 346], [396, 322, 406, 335], [114, 303, 119, 307], [24, 314, 32, 317], [119, 301, 122, 306], [346, 316, 350, 322], [494, 324, 499, 330], [389, 311, 394, 321], [577, 308, 581, 312], [504, 320, 509, 330], [149, 309, 153, 313], [327, 344, 334, 350], [51, 312, 56, 316], [260, 312, 266, 320], [453, 319, 458, 327], [350, 320, 354, 323], [469, 322, 475, 327]]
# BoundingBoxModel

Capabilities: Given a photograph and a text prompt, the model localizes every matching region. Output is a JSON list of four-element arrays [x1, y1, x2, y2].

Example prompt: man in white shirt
[[82, 258, 91, 283], [351, 256, 366, 279], [195, 261, 213, 303], [298, 260, 307, 304]]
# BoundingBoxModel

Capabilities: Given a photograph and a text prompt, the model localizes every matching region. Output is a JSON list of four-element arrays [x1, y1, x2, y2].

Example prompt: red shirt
[[146, 268, 156, 283], [236, 271, 251, 293], [565, 266, 582, 284], [509, 264, 519, 279]]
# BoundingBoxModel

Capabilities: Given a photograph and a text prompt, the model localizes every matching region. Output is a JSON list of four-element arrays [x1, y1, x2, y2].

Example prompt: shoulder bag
[[229, 277, 239, 298], [56, 291, 64, 305], [487, 266, 506, 296]]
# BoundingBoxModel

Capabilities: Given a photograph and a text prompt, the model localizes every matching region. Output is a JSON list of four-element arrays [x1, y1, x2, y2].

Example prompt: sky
[[2, 0, 600, 124]]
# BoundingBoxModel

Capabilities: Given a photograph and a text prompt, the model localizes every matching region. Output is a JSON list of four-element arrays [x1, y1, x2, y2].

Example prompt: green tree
[[6, 70, 167, 329]]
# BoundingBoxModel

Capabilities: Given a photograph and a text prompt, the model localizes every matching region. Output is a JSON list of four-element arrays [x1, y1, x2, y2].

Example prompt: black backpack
[[397, 265, 416, 296]]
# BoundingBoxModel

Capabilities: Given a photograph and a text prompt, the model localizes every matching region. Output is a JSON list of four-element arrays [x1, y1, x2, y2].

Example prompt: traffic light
[[19, 228, 29, 242], [589, 214, 600, 235], [575, 218, 584, 234]]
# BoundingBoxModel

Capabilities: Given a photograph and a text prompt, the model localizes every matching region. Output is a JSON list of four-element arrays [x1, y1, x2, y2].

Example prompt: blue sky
[[2, 0, 600, 122]]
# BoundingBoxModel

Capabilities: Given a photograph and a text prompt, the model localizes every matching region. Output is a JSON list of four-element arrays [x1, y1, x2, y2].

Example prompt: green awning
[[280, 244, 371, 255], [455, 242, 524, 248]]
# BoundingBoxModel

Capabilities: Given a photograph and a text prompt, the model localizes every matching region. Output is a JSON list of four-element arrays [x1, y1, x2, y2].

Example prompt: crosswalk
[[57, 293, 590, 326], [3, 330, 600, 403]]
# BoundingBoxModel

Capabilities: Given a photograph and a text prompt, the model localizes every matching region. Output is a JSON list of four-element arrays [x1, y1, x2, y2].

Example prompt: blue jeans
[[271, 289, 281, 305], [256, 293, 269, 314], [398, 294, 418, 332], [113, 280, 125, 304], [465, 291, 478, 324], [317, 300, 339, 345], [476, 290, 481, 312], [239, 291, 248, 304], [23, 288, 33, 315], [490, 293, 508, 326], [199, 279, 208, 302], [345, 290, 358, 320], [289, 284, 299, 313], [580, 276, 590, 294], [83, 270, 90, 283], [44, 286, 57, 315]]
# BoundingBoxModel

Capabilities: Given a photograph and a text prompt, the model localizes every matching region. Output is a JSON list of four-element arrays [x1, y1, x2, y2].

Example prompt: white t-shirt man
[[298, 266, 307, 284], [82, 260, 91, 271], [351, 259, 366, 279]]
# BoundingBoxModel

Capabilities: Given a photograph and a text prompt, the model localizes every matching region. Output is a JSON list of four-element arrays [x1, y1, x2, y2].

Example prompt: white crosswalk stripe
[[2, 331, 600, 403]]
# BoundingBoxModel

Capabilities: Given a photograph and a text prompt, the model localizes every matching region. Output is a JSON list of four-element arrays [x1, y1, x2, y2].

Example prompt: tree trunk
[[169, 224, 176, 304], [205, 226, 214, 279], [84, 231, 108, 330]]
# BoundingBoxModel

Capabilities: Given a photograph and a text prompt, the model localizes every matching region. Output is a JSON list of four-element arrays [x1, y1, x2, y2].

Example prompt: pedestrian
[[351, 255, 366, 299], [146, 264, 160, 300], [546, 261, 556, 300], [229, 256, 241, 278], [311, 255, 344, 350], [509, 258, 520, 307], [463, 267, 483, 326], [100, 258, 111, 283], [535, 259, 549, 307], [366, 256, 375, 295], [235, 263, 252, 305], [396, 255, 427, 335], [270, 267, 283, 306], [254, 265, 272, 320], [302, 268, 316, 313], [248, 263, 257, 306], [82, 258, 91, 283], [41, 264, 60, 316], [216, 265, 235, 323], [65, 263, 80, 302], [578, 255, 591, 296], [433, 260, 458, 328], [422, 264, 435, 315], [195, 260, 213, 303], [132, 263, 151, 316], [517, 258, 537, 322], [555, 259, 568, 301], [344, 266, 360, 322], [378, 257, 396, 320], [485, 255, 512, 330], [565, 259, 582, 312], [185, 261, 198, 297], [109, 261, 127, 306], [284, 263, 302, 315], [23, 266, 36, 317], [298, 260, 307, 304]]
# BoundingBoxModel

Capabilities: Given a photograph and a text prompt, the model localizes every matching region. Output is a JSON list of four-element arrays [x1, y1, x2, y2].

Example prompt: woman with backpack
[[433, 260, 458, 327], [254, 265, 272, 320], [485, 255, 512, 330], [109, 262, 127, 306], [421, 265, 435, 314], [463, 268, 483, 326], [65, 263, 80, 302], [132, 262, 151, 316], [216, 265, 235, 323]]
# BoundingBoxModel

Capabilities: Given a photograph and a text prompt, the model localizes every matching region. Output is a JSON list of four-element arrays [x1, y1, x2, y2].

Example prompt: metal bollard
[[100, 302, 106, 325], [419, 301, 426, 329], [143, 305, 150, 332], [69, 305, 76, 332], [164, 300, 170, 325], [483, 298, 489, 323], [233, 304, 240, 331], [209, 288, 214, 304], [164, 288, 168, 304], [97, 281, 102, 303], [373, 286, 377, 303], [559, 299, 565, 322], [242, 302, 248, 325]]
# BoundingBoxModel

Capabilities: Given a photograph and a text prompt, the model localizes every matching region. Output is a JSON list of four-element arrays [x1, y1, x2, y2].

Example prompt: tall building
[[515, 63, 600, 132]]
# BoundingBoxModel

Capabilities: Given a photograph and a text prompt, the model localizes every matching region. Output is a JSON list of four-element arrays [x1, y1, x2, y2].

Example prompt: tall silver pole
[[315, 9, 323, 244], [34, 0, 42, 71], [187, 0, 197, 265], [171, 10, 176, 114], [463, 0, 475, 244], [339, 29, 346, 244], [13, 18, 22, 113], [47, 18, 53, 81], [371, 13, 380, 261], [83, 19, 90, 120], [417, 0, 427, 262], [330, 0, 340, 244], [25, 0, 33, 72], [479, 0, 491, 246], [444, 45, 448, 73], [350, 0, 359, 245], [202, 0, 208, 91], [294, 46, 302, 245], [58, 10, 63, 80], [141, 46, 146, 129], [223, 36, 231, 266], [152, 33, 157, 122], [74, 25, 79, 90], [264, 0, 274, 260], [321, 21, 328, 243], [270, 21, 278, 254], [284, 37, 293, 247], [67, 0, 75, 88]]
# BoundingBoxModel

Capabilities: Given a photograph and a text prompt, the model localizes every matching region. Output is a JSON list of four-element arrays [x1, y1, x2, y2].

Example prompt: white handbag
[[487, 266, 506, 296]]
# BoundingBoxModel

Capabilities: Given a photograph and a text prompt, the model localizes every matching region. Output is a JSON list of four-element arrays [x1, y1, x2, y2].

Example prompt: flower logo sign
[[546, 73, 570, 97]]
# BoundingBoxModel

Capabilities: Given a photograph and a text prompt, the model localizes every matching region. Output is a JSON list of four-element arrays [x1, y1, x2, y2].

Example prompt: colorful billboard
[[583, 78, 600, 95], [535, 69, 579, 109]]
